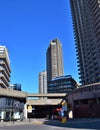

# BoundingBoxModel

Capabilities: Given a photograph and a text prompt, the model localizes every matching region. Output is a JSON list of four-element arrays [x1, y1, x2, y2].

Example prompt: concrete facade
[[0, 88, 27, 121], [0, 46, 11, 88], [39, 70, 47, 94], [0, 88, 27, 99], [0, 88, 66, 119], [70, 0, 100, 85], [27, 99, 62, 105], [27, 93, 66, 98], [67, 82, 100, 118], [1, 84, 100, 118], [46, 38, 64, 83]]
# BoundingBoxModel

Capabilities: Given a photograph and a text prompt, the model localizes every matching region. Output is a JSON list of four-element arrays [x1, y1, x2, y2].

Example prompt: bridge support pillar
[[24, 104, 27, 119]]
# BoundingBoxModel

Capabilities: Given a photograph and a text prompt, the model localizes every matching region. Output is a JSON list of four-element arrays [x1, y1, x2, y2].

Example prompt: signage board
[[28, 105, 32, 113]]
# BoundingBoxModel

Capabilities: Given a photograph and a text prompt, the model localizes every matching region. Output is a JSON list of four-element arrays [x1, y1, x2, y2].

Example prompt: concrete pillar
[[69, 110, 73, 118], [24, 104, 27, 119], [1, 111, 5, 121]]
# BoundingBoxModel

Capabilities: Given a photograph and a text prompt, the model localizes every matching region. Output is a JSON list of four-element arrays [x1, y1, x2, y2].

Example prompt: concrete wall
[[67, 82, 100, 118]]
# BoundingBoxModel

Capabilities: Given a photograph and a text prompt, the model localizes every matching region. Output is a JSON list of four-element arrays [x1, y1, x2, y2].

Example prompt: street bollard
[[61, 117, 67, 123]]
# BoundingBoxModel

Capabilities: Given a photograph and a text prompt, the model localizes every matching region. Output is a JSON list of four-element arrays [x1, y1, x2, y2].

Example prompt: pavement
[[0, 118, 100, 129]]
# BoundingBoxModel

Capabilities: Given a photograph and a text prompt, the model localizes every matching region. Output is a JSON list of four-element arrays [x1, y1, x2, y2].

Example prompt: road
[[0, 124, 91, 130], [0, 124, 59, 130], [0, 118, 100, 130]]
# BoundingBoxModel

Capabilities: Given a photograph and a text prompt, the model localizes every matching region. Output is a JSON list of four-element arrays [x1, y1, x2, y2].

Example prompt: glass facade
[[0, 97, 24, 121], [48, 75, 77, 93], [9, 84, 21, 91]]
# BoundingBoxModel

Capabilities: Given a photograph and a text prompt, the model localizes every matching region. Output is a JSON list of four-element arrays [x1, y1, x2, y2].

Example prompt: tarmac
[[0, 118, 100, 129], [0, 118, 50, 126]]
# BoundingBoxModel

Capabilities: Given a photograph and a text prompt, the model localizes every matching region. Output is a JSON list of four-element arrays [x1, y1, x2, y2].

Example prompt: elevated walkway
[[0, 88, 27, 99], [0, 88, 66, 105], [27, 93, 66, 98], [27, 98, 62, 105]]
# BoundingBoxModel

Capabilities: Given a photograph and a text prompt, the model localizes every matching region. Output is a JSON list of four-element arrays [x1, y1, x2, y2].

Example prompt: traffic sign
[[28, 105, 32, 113]]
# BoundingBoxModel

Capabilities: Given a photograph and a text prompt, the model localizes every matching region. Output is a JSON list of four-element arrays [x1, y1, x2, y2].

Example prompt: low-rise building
[[48, 75, 78, 93], [67, 82, 100, 118]]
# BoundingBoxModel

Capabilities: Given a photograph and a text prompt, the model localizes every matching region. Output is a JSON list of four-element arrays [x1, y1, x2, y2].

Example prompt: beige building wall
[[39, 70, 47, 94], [46, 38, 64, 83], [0, 46, 11, 88]]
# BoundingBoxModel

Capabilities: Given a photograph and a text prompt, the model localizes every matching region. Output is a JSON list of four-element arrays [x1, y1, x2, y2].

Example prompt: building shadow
[[43, 119, 100, 130]]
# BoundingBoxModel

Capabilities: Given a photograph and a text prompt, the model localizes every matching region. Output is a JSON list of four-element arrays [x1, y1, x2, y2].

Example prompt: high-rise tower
[[70, 0, 100, 85], [0, 46, 11, 88], [39, 70, 47, 94], [46, 38, 64, 83]]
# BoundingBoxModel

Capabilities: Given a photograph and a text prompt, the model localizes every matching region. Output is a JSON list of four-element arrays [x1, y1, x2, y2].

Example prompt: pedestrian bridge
[[26, 93, 66, 105], [0, 88, 66, 105], [0, 88, 27, 98], [27, 98, 63, 105], [27, 93, 66, 98]]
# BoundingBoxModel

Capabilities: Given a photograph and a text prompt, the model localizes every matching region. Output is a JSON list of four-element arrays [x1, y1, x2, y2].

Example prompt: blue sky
[[0, 0, 79, 93]]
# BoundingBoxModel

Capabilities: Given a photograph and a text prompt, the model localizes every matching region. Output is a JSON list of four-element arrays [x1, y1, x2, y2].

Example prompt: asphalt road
[[0, 124, 55, 130], [0, 124, 91, 130], [0, 118, 100, 130]]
